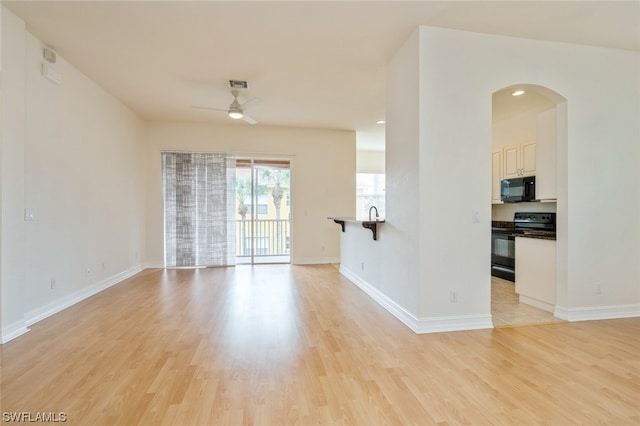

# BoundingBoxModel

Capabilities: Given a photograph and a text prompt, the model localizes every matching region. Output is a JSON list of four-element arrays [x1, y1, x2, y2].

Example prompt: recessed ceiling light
[[512, 90, 525, 96], [376, 120, 385, 124]]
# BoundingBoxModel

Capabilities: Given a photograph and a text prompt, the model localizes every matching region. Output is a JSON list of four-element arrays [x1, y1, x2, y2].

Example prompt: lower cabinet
[[515, 237, 556, 308]]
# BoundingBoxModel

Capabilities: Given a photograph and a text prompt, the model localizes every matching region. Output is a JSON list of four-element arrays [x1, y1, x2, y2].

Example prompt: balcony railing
[[235, 219, 291, 257]]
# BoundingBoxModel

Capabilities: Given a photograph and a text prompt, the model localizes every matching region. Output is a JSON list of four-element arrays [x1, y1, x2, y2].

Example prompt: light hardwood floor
[[1, 265, 638, 425]]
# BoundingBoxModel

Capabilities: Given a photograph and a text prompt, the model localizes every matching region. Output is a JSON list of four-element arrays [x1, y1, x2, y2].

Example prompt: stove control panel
[[514, 212, 556, 224], [514, 212, 556, 232]]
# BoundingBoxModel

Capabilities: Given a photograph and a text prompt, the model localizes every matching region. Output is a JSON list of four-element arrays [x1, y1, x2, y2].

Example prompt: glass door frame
[[235, 157, 292, 265]]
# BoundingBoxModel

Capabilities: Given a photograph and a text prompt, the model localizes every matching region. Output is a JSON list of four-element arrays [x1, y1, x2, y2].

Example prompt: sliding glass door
[[235, 159, 291, 264]]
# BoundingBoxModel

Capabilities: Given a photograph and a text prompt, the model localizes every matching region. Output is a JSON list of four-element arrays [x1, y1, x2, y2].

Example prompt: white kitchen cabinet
[[515, 237, 556, 311], [503, 144, 520, 179], [535, 108, 557, 201], [503, 141, 536, 179], [521, 141, 536, 176], [491, 150, 503, 204]]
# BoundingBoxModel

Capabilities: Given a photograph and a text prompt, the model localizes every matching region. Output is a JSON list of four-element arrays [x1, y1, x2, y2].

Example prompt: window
[[356, 173, 385, 219]]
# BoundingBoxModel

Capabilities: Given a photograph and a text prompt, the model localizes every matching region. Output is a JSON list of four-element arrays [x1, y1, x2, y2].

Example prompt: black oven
[[491, 212, 556, 282], [491, 228, 516, 281]]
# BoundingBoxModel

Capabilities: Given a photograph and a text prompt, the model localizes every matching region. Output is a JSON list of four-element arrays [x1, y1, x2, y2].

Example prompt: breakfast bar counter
[[328, 217, 385, 241]]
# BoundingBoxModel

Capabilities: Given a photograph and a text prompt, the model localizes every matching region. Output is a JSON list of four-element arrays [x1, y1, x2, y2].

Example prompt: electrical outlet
[[594, 282, 601, 295], [86, 268, 92, 276], [24, 209, 36, 221], [50, 278, 56, 290], [450, 290, 458, 302], [361, 262, 365, 271]]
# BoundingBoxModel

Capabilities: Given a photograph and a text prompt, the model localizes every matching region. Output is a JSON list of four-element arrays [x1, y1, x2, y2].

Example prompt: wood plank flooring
[[1, 265, 639, 425]]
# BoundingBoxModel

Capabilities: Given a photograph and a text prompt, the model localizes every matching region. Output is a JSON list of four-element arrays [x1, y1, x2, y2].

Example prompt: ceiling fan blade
[[240, 97, 261, 111], [242, 114, 257, 125], [191, 105, 228, 112]]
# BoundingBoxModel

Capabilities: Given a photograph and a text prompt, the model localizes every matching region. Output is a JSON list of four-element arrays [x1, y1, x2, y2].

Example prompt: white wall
[[357, 150, 385, 173], [0, 3, 3, 337], [144, 122, 355, 266], [415, 26, 639, 320], [1, 7, 147, 341], [421, 28, 640, 319], [416, 26, 492, 322], [1, 8, 27, 339], [340, 26, 639, 332], [492, 202, 557, 222], [492, 108, 543, 150], [378, 29, 421, 317]]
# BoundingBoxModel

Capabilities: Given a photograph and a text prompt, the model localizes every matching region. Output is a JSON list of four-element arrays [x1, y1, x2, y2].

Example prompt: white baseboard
[[143, 260, 165, 269], [292, 256, 340, 265], [19, 264, 144, 331], [555, 303, 640, 322], [1, 321, 30, 344], [519, 295, 555, 313], [340, 265, 493, 334], [2, 264, 144, 344]]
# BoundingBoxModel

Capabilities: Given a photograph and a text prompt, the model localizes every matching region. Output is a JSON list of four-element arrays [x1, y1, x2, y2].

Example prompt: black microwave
[[501, 176, 535, 202]]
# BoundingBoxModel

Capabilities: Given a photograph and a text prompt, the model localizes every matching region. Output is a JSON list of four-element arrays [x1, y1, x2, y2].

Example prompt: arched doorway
[[490, 84, 568, 327]]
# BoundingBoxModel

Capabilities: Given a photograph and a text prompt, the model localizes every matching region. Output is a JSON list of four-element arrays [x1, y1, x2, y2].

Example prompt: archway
[[490, 84, 568, 327]]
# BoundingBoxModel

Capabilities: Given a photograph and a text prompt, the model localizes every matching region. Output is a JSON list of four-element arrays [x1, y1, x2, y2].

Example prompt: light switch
[[24, 209, 36, 221], [472, 211, 480, 223]]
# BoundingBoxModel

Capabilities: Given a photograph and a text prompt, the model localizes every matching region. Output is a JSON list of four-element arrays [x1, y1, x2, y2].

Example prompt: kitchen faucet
[[368, 205, 379, 221]]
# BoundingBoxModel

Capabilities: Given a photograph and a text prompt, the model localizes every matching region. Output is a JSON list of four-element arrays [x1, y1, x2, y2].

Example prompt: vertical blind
[[162, 152, 236, 267]]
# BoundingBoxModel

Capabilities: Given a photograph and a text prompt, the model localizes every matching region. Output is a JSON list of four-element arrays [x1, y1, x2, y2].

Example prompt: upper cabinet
[[503, 141, 536, 179], [535, 108, 558, 201], [492, 143, 535, 204]]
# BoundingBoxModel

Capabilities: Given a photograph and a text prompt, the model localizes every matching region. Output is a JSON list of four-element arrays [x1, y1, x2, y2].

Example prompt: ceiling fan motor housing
[[228, 80, 249, 90]]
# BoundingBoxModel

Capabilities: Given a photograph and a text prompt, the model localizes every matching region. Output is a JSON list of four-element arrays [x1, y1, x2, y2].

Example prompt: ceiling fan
[[192, 86, 260, 125]]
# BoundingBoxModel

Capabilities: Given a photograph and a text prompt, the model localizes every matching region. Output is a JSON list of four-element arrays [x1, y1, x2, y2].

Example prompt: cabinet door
[[521, 141, 536, 177], [491, 151, 503, 204], [515, 237, 556, 306], [503, 144, 521, 179]]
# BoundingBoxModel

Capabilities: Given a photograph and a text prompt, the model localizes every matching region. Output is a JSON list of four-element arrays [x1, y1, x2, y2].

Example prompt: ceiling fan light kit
[[228, 109, 244, 119], [191, 79, 260, 124]]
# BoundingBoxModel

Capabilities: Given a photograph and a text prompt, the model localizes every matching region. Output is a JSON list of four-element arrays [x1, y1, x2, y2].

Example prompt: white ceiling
[[5, 1, 640, 151]]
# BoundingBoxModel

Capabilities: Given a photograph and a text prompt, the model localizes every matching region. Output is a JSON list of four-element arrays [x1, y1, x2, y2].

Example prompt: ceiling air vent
[[228, 80, 249, 90]]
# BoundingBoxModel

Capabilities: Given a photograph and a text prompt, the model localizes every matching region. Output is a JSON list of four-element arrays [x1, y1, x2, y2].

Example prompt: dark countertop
[[515, 233, 556, 241], [492, 220, 515, 229]]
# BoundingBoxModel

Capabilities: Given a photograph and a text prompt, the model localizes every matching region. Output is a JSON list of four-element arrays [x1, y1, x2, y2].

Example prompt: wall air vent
[[43, 46, 57, 63], [228, 80, 249, 90], [42, 63, 61, 85]]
